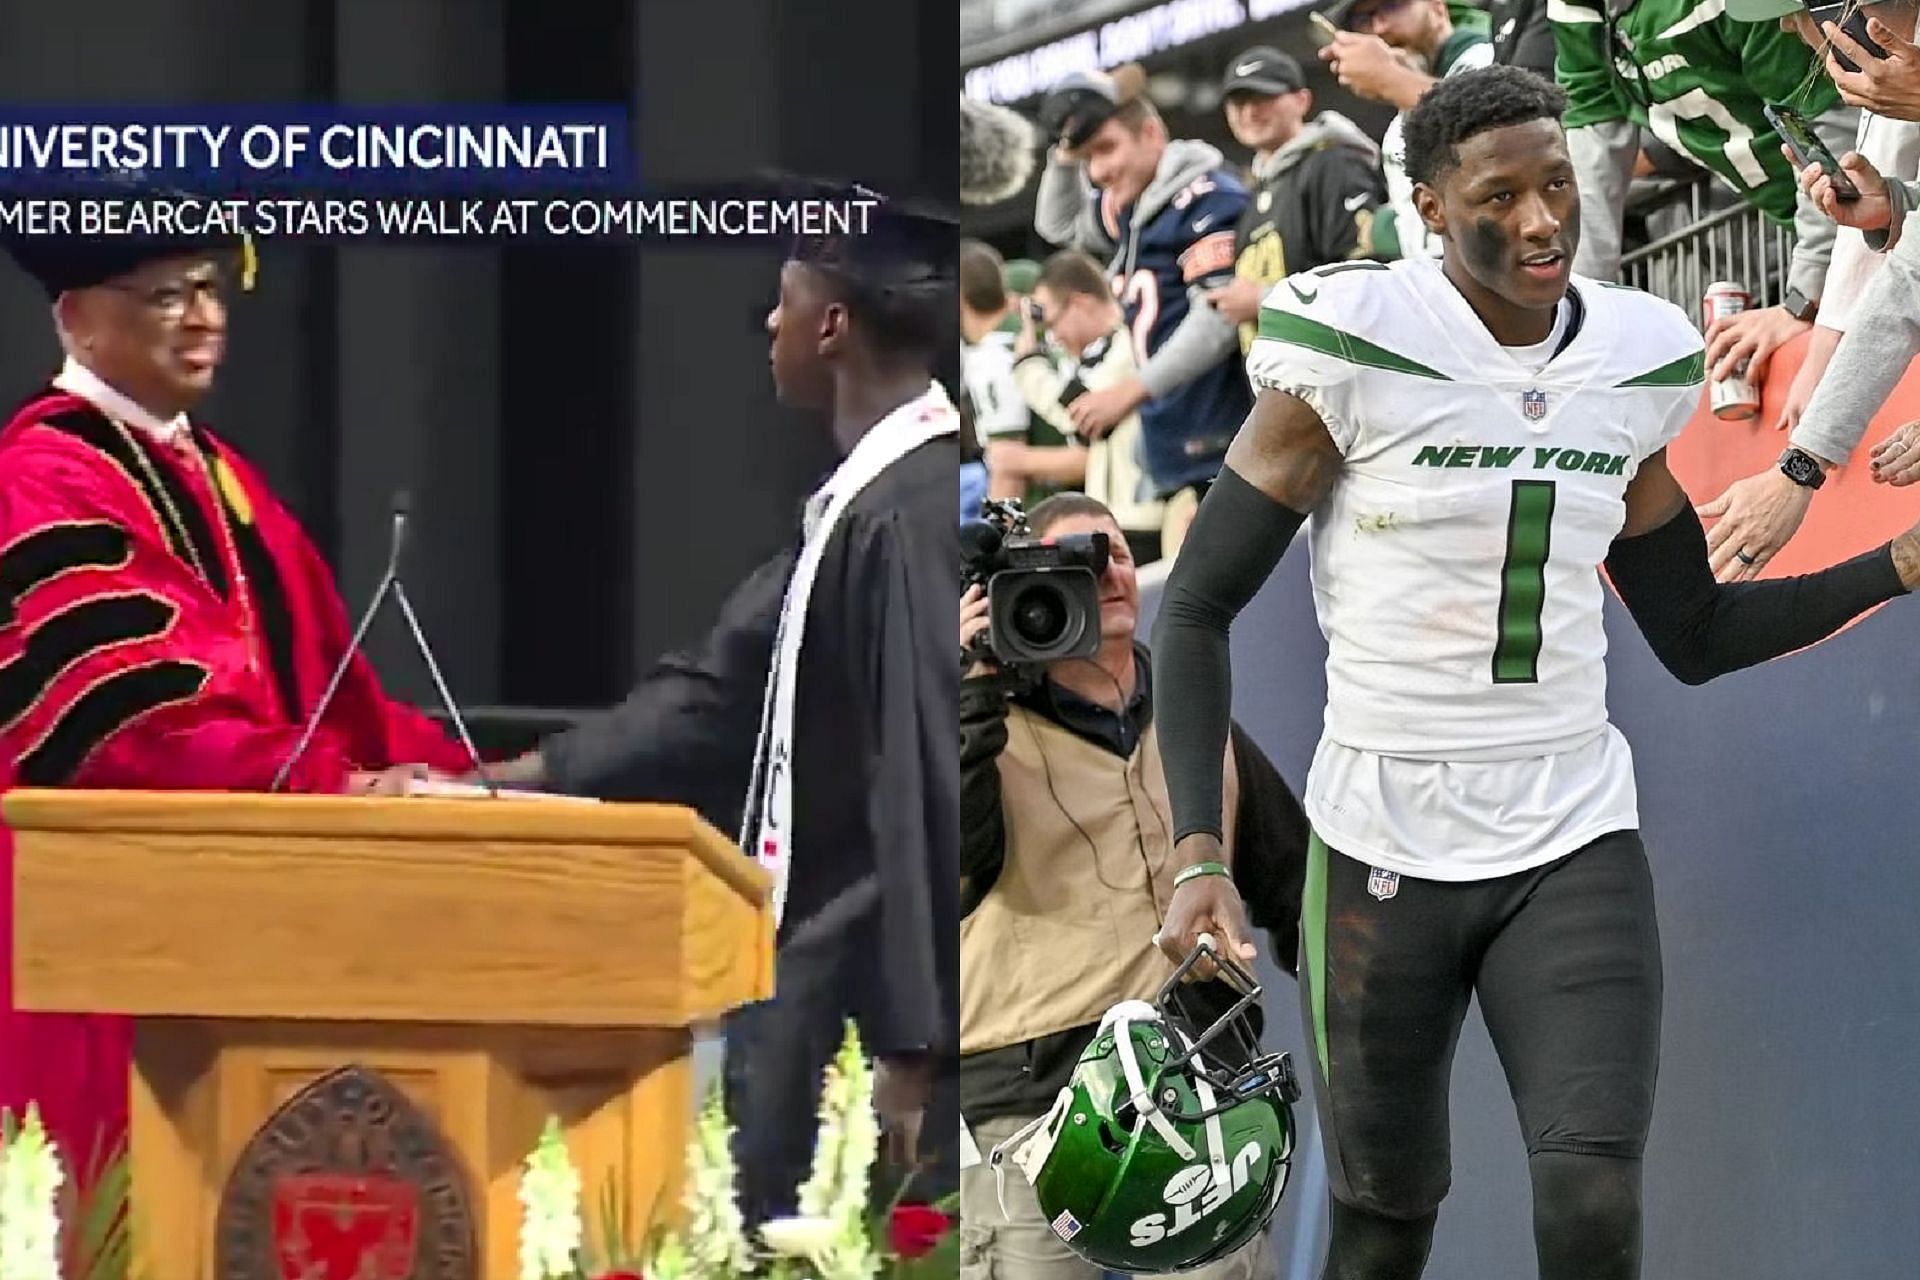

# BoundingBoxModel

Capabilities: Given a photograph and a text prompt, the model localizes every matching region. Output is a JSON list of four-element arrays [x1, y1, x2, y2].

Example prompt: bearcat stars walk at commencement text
[[0, 195, 882, 239]]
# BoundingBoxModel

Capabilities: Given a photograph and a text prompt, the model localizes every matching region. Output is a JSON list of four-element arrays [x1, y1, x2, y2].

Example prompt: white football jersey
[[962, 331, 1028, 439], [1246, 258, 1704, 877]]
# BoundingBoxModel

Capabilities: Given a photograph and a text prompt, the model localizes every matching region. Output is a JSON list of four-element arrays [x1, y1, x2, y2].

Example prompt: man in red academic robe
[[0, 225, 473, 1172]]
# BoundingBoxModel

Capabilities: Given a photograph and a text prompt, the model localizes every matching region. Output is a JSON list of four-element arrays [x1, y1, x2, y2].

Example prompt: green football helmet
[[989, 939, 1300, 1274]]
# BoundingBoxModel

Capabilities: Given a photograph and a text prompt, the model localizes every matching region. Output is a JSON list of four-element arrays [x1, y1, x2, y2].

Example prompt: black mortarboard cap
[[0, 170, 253, 300], [781, 175, 957, 296]]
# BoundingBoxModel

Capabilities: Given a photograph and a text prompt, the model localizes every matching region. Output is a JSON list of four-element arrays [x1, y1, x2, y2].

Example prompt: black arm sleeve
[[1228, 721, 1311, 976], [1151, 466, 1308, 843], [1605, 503, 1907, 686], [959, 670, 1013, 912]]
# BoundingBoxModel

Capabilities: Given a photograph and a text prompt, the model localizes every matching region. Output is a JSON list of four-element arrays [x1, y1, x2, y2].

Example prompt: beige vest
[[960, 703, 1239, 1055]]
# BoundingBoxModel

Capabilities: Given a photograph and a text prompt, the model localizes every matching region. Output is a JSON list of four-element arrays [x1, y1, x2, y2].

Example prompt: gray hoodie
[[1252, 111, 1380, 184], [1789, 179, 1920, 469], [1033, 138, 1243, 403], [1036, 137, 1228, 262]]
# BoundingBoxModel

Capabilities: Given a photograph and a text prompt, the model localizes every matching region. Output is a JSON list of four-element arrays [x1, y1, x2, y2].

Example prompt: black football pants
[[1298, 829, 1661, 1280]]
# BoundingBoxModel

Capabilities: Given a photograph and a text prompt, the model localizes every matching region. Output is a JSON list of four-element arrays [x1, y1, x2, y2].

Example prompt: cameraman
[[958, 492, 1308, 1280]]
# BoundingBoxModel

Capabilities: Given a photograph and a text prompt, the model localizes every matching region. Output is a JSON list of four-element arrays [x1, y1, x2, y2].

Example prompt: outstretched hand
[[1697, 467, 1816, 581], [1872, 420, 1920, 485]]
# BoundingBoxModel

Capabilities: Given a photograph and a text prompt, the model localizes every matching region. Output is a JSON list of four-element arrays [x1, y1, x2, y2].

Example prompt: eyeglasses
[[104, 268, 231, 322], [1032, 294, 1073, 328]]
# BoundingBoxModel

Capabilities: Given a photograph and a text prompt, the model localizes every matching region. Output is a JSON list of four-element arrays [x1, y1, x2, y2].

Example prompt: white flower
[[762, 1214, 880, 1280], [680, 1087, 753, 1276], [518, 1118, 583, 1280], [645, 1231, 690, 1280], [760, 1214, 840, 1258], [795, 1023, 879, 1230], [0, 1106, 65, 1280]]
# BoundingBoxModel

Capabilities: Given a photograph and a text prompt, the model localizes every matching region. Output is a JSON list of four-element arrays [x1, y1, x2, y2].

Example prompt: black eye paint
[[1462, 215, 1509, 282]]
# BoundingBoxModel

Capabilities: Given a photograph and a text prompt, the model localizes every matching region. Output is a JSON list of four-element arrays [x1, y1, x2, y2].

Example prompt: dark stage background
[[0, 0, 957, 742]]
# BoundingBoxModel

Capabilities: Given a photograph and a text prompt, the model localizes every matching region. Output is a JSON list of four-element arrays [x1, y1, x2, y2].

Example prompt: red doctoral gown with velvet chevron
[[0, 385, 472, 1168]]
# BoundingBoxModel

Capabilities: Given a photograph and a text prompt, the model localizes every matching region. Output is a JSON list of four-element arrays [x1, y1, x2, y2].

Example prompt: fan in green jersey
[[1556, 0, 1858, 384]]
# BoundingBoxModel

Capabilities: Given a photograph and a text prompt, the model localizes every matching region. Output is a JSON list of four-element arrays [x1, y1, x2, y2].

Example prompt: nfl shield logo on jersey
[[1367, 867, 1400, 901], [1521, 389, 1548, 421]]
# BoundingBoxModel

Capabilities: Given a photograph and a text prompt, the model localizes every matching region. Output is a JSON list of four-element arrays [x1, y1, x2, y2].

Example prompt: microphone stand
[[271, 492, 496, 795]]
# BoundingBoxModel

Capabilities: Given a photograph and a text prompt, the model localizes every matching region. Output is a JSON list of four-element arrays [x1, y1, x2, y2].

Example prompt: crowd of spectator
[[962, 0, 1920, 583]]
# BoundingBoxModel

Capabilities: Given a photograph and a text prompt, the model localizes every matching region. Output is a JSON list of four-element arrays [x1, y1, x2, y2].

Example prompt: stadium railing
[[1619, 176, 1796, 323]]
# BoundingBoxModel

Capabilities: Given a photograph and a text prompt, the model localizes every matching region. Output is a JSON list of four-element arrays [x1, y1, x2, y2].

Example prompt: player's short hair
[[806, 220, 955, 365], [1402, 66, 1567, 189], [1029, 491, 1117, 537], [833, 277, 953, 364], [961, 238, 1008, 314], [1037, 249, 1112, 303]]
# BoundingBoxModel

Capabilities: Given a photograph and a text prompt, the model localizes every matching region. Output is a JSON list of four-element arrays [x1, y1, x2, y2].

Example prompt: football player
[[1152, 66, 1920, 1280]]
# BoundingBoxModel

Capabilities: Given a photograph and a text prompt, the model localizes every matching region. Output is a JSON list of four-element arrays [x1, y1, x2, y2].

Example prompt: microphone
[[388, 506, 494, 796], [270, 491, 496, 795], [386, 488, 410, 570], [959, 518, 1003, 576], [960, 95, 1038, 207]]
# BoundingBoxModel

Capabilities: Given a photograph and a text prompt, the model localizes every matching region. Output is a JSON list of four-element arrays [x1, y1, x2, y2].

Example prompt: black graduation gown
[[540, 436, 960, 1217], [541, 552, 788, 832], [726, 435, 960, 1218]]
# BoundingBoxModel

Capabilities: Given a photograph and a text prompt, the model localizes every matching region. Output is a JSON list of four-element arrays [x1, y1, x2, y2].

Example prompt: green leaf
[[73, 1136, 133, 1280]]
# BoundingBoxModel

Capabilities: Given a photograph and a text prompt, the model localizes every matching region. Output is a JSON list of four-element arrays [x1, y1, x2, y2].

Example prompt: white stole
[[742, 381, 959, 925]]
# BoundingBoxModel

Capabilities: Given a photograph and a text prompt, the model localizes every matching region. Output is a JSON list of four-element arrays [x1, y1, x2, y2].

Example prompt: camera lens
[[984, 564, 1098, 666], [1009, 582, 1070, 648]]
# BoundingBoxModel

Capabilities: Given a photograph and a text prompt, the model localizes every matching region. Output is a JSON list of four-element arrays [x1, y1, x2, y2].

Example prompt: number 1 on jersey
[[1493, 480, 1556, 684]]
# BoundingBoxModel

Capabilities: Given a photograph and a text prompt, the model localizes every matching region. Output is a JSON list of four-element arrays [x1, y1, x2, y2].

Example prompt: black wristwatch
[[1781, 287, 1819, 323], [1778, 445, 1827, 489]]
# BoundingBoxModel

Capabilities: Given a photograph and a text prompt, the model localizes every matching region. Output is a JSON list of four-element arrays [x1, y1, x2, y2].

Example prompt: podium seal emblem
[[215, 1065, 478, 1280]]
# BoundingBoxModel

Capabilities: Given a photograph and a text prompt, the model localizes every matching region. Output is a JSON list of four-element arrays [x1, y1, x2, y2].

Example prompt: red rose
[[889, 1204, 952, 1259], [595, 1272, 645, 1280]]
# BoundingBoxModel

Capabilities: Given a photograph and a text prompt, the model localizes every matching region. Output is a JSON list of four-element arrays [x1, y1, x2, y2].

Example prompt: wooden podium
[[5, 789, 775, 1280]]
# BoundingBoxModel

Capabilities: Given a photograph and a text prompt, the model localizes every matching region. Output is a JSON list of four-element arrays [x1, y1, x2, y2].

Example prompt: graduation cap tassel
[[240, 233, 258, 293]]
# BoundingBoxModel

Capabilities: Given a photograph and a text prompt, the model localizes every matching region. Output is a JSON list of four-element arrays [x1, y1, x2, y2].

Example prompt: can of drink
[[1703, 281, 1760, 421]]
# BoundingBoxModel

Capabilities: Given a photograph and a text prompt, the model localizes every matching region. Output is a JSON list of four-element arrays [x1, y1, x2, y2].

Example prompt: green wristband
[[1173, 860, 1230, 889]]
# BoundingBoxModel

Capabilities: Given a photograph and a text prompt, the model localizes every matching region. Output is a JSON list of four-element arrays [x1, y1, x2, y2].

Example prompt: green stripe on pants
[[1304, 830, 1331, 1081]]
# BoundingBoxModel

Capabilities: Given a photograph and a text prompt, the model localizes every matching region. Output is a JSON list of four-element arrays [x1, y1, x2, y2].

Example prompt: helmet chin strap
[[1172, 935, 1234, 1189], [989, 1100, 1061, 1222], [1189, 1058, 1233, 1194], [1108, 999, 1198, 1162]]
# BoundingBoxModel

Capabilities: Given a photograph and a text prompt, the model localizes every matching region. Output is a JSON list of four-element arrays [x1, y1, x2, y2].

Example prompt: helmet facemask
[[1152, 939, 1301, 1123]]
